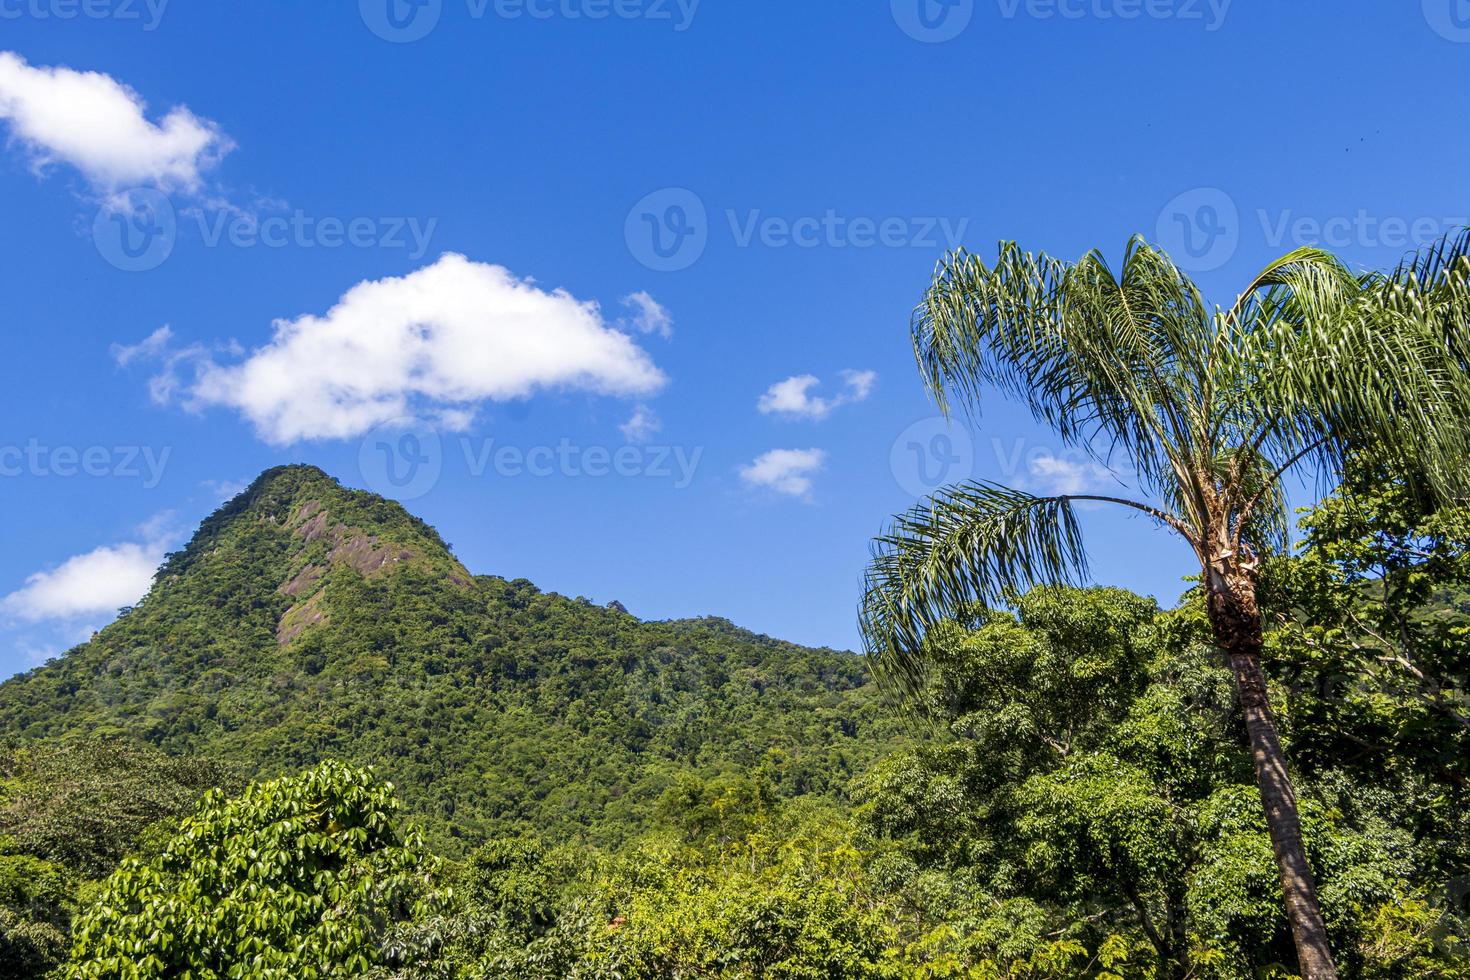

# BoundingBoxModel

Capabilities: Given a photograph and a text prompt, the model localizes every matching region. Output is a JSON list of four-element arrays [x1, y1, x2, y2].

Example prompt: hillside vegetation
[[0, 466, 901, 849]]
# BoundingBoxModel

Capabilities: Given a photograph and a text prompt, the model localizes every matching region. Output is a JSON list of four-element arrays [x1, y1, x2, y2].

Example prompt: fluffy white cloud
[[201, 478, 250, 502], [1, 541, 164, 623], [621, 291, 674, 339], [739, 448, 827, 498], [1027, 453, 1119, 496], [119, 254, 669, 445], [620, 405, 662, 443], [112, 325, 218, 404], [841, 369, 878, 400], [1, 513, 181, 625], [0, 51, 231, 192], [758, 370, 876, 421]]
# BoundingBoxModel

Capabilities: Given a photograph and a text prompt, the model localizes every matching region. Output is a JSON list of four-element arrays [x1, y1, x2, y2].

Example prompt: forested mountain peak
[[0, 466, 896, 850], [158, 464, 472, 634]]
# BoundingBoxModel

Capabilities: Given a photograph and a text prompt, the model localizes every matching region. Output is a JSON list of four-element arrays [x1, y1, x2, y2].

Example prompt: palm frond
[[860, 482, 1088, 697], [1236, 241, 1470, 500], [912, 239, 1218, 517], [1378, 228, 1470, 367], [1387, 227, 1470, 290]]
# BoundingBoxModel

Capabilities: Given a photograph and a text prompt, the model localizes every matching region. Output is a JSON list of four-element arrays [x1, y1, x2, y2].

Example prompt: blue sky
[[0, 1, 1466, 678]]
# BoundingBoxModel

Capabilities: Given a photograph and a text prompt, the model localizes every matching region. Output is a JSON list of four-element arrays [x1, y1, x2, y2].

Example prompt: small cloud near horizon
[[739, 448, 827, 499], [758, 370, 876, 421]]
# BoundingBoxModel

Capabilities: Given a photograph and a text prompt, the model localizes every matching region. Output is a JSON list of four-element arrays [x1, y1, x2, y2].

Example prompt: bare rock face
[[239, 471, 474, 647], [276, 592, 328, 645], [273, 506, 464, 645]]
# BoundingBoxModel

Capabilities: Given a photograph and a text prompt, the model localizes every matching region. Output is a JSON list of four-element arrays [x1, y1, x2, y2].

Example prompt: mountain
[[0, 466, 900, 850]]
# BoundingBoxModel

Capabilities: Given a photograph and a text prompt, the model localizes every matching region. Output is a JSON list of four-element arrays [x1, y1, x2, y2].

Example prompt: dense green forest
[[5, 239, 1470, 977], [0, 465, 902, 850], [1, 458, 1466, 977]]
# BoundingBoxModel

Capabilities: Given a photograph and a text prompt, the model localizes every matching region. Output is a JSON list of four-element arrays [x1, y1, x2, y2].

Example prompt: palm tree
[[861, 233, 1470, 979]]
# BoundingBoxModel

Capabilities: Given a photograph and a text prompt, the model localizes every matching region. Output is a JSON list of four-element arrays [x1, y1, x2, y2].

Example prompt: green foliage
[[0, 738, 233, 978], [8, 463, 1470, 977], [598, 848, 905, 979], [856, 585, 1467, 979], [0, 466, 901, 854], [65, 761, 436, 979], [865, 236, 1470, 684], [864, 235, 1470, 976], [1263, 456, 1470, 862], [0, 738, 236, 878]]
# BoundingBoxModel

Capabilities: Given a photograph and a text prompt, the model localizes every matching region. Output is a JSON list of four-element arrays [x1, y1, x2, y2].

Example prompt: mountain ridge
[[0, 465, 897, 851]]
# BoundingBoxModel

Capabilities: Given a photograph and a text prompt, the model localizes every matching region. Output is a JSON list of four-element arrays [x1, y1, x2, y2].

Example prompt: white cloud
[[620, 404, 662, 443], [758, 370, 876, 421], [1, 513, 181, 624], [112, 324, 175, 366], [739, 448, 827, 498], [117, 254, 669, 445], [1026, 453, 1119, 496], [2, 542, 164, 623], [112, 326, 219, 404], [0, 51, 231, 193], [201, 478, 249, 502], [621, 291, 674, 339], [841, 368, 878, 400]]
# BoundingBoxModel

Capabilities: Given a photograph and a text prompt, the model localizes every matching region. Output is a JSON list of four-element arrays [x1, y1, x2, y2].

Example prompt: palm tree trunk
[[1207, 566, 1339, 980]]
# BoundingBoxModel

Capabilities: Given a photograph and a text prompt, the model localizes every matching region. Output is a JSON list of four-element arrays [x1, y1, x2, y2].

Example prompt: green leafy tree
[[857, 585, 1461, 978], [0, 738, 233, 978], [0, 855, 70, 980], [0, 738, 235, 878], [1265, 456, 1470, 811], [64, 761, 436, 979], [862, 234, 1470, 978], [0, 465, 900, 855]]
